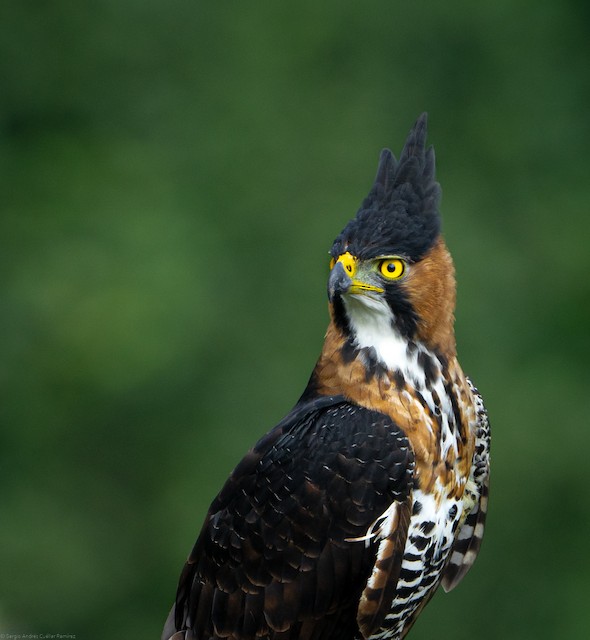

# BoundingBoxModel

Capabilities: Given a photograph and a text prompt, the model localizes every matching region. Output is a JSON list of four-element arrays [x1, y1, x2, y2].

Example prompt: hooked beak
[[328, 261, 352, 302], [327, 257, 384, 302]]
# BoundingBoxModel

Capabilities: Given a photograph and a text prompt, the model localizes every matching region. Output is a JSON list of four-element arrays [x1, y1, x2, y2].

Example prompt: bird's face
[[328, 251, 408, 325], [328, 252, 406, 300], [327, 240, 456, 357]]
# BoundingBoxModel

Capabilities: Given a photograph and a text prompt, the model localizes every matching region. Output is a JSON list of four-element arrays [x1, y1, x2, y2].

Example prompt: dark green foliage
[[1, 1, 588, 638]]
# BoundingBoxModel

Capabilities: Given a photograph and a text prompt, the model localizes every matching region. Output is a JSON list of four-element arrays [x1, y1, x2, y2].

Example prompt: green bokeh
[[1, 2, 588, 638]]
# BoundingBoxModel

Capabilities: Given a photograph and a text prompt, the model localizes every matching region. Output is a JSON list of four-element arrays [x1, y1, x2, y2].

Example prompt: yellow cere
[[336, 252, 357, 277]]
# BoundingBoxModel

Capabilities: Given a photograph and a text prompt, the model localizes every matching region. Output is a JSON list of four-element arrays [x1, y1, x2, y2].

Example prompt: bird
[[162, 113, 490, 640]]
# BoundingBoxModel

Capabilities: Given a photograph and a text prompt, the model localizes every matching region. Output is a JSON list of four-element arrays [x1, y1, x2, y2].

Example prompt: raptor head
[[328, 114, 456, 357]]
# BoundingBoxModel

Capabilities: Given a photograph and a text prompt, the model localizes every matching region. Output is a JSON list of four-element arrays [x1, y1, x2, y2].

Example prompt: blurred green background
[[1, 1, 589, 638]]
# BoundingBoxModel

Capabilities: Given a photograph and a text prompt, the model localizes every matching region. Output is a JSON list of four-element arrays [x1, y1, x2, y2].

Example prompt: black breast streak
[[340, 336, 358, 364], [442, 377, 466, 443], [391, 369, 406, 390], [360, 347, 388, 383], [336, 341, 389, 385], [412, 387, 443, 433], [406, 340, 418, 356], [417, 350, 439, 390]]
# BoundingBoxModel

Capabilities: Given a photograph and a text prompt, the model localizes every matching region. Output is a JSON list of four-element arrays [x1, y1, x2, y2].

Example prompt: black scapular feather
[[331, 113, 441, 262]]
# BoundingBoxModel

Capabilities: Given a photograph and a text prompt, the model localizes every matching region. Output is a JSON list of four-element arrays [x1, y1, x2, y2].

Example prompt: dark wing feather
[[163, 395, 415, 640]]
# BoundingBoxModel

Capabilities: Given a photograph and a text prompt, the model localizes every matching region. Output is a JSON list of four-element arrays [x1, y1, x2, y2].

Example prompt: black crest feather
[[331, 113, 441, 262]]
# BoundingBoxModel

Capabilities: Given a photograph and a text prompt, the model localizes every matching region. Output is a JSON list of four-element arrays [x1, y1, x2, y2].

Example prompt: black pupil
[[387, 262, 397, 272]]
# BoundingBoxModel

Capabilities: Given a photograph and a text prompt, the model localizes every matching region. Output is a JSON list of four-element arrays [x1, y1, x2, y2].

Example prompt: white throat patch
[[342, 294, 409, 372]]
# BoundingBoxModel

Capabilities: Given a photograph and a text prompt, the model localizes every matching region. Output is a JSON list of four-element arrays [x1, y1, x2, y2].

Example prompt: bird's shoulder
[[169, 394, 416, 640]]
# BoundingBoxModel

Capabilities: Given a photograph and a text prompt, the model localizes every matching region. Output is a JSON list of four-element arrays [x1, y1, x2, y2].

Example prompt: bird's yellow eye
[[378, 258, 406, 280]]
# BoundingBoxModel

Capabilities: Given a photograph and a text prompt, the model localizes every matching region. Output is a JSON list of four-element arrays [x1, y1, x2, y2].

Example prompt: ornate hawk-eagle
[[163, 114, 491, 640]]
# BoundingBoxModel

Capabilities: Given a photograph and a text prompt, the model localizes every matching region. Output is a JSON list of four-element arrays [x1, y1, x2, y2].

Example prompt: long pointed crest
[[331, 113, 441, 261]]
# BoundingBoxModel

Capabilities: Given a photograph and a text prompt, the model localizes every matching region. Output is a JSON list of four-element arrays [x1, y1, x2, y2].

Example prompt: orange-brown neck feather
[[401, 238, 456, 358]]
